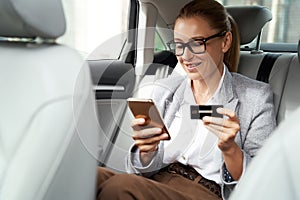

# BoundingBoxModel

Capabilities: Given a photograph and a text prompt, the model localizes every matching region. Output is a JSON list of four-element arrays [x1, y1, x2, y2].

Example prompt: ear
[[221, 32, 232, 53]]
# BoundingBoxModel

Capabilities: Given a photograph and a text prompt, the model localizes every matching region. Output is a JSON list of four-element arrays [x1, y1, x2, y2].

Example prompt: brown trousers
[[97, 167, 221, 200]]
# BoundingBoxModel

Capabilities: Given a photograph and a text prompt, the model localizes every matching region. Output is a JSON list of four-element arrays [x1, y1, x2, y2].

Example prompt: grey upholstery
[[226, 5, 272, 45], [226, 6, 297, 124], [0, 0, 65, 38], [237, 52, 294, 123], [229, 44, 300, 200], [298, 39, 300, 63], [277, 52, 300, 122], [0, 0, 100, 200]]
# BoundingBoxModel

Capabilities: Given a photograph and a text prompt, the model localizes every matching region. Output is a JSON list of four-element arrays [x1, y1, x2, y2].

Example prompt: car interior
[[1, 0, 299, 199], [93, 0, 300, 173]]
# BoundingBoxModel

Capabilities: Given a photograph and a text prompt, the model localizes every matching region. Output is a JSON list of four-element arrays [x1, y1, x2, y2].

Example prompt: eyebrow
[[190, 36, 205, 40], [173, 37, 183, 42], [173, 36, 205, 42]]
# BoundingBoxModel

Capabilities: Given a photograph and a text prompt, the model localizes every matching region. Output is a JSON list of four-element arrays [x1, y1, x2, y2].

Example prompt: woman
[[97, 0, 276, 199]]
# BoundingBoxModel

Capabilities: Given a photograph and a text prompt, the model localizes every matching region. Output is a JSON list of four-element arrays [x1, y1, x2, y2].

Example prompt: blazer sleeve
[[124, 76, 183, 176], [125, 142, 166, 177], [221, 83, 276, 199]]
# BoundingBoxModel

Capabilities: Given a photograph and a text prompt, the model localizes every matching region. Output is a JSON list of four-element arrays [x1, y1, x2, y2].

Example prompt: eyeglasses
[[167, 31, 227, 56]]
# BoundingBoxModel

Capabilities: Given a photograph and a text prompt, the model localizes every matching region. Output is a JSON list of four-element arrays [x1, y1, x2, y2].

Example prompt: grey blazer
[[126, 67, 276, 199]]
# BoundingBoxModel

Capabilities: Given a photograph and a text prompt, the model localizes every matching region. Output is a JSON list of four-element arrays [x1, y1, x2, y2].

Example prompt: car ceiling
[[139, 0, 191, 27]]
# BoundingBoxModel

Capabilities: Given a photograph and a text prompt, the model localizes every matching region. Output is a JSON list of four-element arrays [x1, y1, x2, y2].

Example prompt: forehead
[[174, 17, 214, 40]]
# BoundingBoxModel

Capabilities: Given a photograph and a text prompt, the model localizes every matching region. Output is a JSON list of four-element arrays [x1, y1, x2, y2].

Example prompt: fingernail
[[139, 118, 145, 123], [216, 107, 223, 112], [202, 116, 208, 121]]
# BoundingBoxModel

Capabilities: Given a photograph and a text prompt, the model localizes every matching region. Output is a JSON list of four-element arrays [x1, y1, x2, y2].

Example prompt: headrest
[[153, 50, 178, 68], [226, 5, 272, 45], [298, 40, 300, 63], [0, 0, 66, 39]]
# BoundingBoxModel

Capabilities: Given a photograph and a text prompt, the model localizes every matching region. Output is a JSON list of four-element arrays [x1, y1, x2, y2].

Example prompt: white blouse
[[163, 66, 225, 184]]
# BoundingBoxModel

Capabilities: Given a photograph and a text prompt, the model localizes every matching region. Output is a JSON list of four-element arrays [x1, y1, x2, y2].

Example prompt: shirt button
[[182, 155, 186, 160]]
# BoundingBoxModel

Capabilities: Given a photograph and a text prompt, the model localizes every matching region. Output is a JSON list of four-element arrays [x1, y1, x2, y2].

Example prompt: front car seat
[[230, 108, 300, 199], [0, 0, 100, 199]]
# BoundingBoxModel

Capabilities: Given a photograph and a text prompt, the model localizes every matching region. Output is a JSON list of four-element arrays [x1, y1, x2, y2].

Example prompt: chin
[[186, 72, 204, 81]]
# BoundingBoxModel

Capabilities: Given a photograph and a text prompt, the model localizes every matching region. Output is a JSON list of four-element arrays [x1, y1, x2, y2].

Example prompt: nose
[[181, 46, 194, 61]]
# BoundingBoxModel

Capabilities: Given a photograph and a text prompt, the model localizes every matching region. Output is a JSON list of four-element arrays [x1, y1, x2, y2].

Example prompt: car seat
[[229, 41, 300, 199], [0, 0, 100, 199]]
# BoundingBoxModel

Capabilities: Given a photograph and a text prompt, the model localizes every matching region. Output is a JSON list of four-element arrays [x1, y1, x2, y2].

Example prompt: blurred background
[[59, 0, 300, 58]]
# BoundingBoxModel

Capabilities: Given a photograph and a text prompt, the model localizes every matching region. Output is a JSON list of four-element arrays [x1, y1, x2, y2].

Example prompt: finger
[[217, 107, 238, 121], [134, 136, 160, 147], [202, 116, 224, 125], [139, 142, 159, 152], [204, 124, 224, 139], [206, 123, 223, 132], [205, 123, 238, 138], [135, 133, 169, 143], [203, 116, 240, 130], [132, 127, 162, 140], [135, 133, 168, 148], [131, 118, 146, 127], [131, 118, 148, 131]]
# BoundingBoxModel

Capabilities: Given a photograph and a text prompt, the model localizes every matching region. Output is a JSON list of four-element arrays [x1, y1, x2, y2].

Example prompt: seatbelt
[[256, 53, 281, 83]]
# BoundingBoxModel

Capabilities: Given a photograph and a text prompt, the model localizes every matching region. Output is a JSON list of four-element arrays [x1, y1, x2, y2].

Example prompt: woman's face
[[174, 16, 231, 81]]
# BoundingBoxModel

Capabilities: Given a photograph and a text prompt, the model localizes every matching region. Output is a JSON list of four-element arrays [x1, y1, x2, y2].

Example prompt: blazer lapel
[[216, 67, 239, 112], [163, 67, 239, 127], [219, 68, 243, 147], [164, 80, 187, 127]]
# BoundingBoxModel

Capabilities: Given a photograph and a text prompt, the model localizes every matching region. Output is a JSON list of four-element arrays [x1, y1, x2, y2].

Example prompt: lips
[[185, 62, 202, 71]]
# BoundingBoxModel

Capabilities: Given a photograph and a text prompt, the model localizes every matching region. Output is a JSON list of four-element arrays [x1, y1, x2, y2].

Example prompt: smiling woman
[[96, 0, 276, 200], [2, 0, 300, 199], [168, 31, 227, 56]]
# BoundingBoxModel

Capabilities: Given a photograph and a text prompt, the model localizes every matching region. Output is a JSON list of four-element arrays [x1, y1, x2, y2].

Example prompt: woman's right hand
[[131, 118, 169, 165]]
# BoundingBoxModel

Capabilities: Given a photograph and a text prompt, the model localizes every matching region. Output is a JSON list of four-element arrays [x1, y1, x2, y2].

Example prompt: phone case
[[127, 98, 171, 140]]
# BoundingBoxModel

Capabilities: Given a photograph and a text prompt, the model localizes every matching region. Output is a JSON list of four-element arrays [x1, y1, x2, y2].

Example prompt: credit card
[[190, 105, 223, 119]]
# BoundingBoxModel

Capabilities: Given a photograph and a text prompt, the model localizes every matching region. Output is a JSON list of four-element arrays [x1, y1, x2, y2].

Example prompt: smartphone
[[190, 105, 223, 119], [127, 98, 171, 140]]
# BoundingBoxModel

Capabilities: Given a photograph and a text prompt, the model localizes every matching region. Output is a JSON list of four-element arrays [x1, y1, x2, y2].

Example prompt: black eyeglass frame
[[167, 30, 227, 56]]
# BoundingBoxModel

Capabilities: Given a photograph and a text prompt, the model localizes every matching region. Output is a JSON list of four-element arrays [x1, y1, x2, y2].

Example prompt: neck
[[191, 66, 223, 104]]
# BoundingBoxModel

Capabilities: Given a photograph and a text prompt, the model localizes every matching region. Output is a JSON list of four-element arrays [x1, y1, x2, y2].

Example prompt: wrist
[[222, 143, 243, 180], [140, 146, 158, 166], [222, 142, 241, 157]]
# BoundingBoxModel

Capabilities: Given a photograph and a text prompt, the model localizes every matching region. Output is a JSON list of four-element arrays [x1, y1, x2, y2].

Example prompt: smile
[[186, 62, 202, 70]]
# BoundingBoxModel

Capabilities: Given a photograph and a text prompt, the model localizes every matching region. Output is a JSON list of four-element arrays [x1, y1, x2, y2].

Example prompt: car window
[[154, 31, 167, 53], [220, 0, 300, 43], [58, 0, 130, 58]]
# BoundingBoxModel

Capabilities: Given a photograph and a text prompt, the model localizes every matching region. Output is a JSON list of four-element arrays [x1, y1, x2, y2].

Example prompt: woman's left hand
[[203, 107, 243, 180], [202, 107, 240, 153]]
